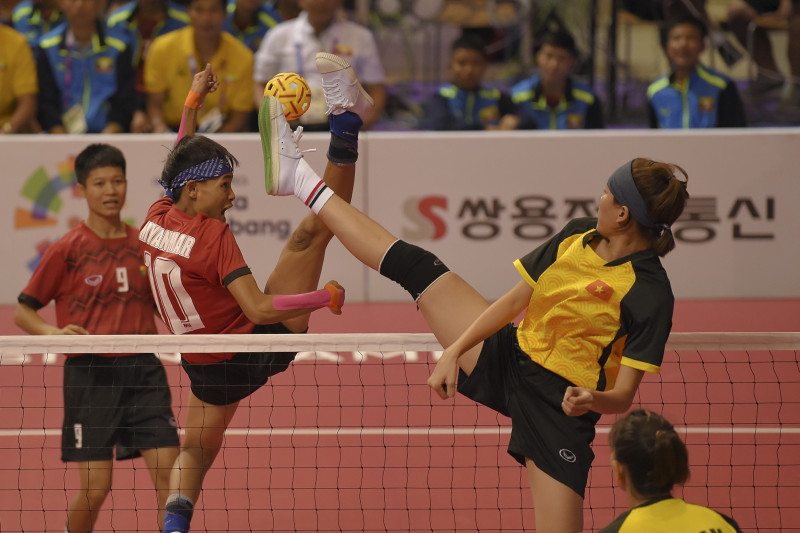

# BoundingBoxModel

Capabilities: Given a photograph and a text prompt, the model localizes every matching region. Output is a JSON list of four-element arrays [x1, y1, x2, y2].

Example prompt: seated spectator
[[145, 0, 254, 132], [620, 0, 742, 66], [647, 17, 746, 128], [424, 32, 518, 131], [726, 0, 800, 99], [272, 0, 298, 20], [35, 0, 135, 133], [600, 409, 743, 533], [12, 0, 64, 46], [0, 24, 38, 134], [223, 0, 281, 52], [511, 29, 604, 129], [253, 0, 385, 130], [106, 0, 189, 132]]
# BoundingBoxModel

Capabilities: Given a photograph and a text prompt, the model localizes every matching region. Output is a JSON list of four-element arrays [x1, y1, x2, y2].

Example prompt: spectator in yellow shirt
[[144, 0, 253, 132], [0, 24, 38, 134]]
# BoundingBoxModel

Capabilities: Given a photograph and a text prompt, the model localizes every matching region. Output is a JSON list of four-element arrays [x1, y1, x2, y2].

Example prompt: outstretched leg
[[264, 143, 492, 371], [261, 55, 371, 333]]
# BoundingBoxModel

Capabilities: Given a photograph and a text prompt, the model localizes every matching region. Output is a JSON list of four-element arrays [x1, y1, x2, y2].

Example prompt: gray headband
[[607, 159, 658, 231]]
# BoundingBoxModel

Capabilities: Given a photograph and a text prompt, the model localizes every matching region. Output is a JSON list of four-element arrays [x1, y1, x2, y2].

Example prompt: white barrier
[[2, 128, 798, 303]]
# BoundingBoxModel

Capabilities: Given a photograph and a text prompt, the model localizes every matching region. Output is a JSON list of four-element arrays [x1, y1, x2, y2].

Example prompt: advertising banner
[[2, 129, 797, 304]]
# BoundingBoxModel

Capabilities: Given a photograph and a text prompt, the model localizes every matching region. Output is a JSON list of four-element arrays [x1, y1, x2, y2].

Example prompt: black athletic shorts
[[61, 353, 179, 462], [457, 324, 601, 498], [181, 322, 298, 406]]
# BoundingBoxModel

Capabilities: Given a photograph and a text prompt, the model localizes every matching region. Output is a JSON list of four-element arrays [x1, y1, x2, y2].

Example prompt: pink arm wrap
[[272, 283, 344, 312]]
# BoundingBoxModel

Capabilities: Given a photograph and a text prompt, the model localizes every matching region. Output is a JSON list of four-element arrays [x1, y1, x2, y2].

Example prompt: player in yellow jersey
[[601, 409, 743, 532], [263, 96, 692, 533]]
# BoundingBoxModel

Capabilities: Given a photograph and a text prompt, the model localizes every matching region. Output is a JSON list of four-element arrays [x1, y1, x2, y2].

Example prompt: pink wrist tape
[[273, 283, 344, 312]]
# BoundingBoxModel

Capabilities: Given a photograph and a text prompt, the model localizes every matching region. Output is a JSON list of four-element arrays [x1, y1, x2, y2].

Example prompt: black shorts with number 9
[[61, 353, 180, 462]]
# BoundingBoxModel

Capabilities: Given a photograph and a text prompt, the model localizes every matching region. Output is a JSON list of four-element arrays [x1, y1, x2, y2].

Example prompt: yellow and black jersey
[[600, 496, 743, 533], [513, 217, 673, 391]]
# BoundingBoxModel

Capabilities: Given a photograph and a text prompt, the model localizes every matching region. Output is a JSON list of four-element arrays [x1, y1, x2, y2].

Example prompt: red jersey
[[139, 198, 255, 364], [18, 222, 158, 357]]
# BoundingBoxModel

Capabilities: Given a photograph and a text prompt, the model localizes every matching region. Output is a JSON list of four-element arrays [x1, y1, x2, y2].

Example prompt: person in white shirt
[[252, 0, 385, 130]]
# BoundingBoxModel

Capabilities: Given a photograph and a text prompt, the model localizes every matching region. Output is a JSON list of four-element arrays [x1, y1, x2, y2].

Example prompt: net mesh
[[1, 332, 798, 533]]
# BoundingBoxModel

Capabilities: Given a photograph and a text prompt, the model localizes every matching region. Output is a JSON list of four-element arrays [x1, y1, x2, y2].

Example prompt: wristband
[[324, 282, 344, 312], [184, 90, 202, 110], [272, 284, 344, 312]]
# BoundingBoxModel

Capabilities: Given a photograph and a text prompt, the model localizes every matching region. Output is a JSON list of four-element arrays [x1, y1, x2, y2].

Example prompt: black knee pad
[[379, 240, 450, 301]]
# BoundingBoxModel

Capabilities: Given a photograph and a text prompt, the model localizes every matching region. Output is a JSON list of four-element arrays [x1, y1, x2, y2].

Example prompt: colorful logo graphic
[[402, 196, 448, 241], [16, 158, 78, 271]]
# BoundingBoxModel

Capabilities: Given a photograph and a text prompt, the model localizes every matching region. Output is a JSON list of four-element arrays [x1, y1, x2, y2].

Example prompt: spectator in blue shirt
[[511, 29, 604, 130], [35, 0, 135, 133], [223, 0, 281, 52], [424, 32, 518, 131], [647, 17, 746, 128]]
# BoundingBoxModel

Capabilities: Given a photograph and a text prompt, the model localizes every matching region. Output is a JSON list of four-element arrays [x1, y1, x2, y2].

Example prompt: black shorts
[[181, 322, 298, 406], [62, 353, 180, 462], [457, 324, 600, 498]]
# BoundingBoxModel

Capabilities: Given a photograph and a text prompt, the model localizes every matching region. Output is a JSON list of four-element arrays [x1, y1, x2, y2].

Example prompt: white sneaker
[[258, 96, 303, 196], [315, 52, 374, 120]]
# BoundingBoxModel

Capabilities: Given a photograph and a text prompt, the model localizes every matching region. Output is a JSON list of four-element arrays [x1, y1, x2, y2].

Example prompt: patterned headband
[[158, 157, 233, 200]]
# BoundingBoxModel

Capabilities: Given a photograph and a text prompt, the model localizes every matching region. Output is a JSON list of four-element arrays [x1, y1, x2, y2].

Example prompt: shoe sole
[[315, 52, 352, 73], [257, 96, 280, 194], [315, 52, 374, 117]]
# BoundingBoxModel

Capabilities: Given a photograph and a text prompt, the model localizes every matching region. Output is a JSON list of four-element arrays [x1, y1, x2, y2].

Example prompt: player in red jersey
[[141, 57, 372, 533], [14, 143, 180, 533]]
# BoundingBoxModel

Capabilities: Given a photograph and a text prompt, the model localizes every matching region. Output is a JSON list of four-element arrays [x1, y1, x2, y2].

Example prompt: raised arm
[[175, 63, 220, 144]]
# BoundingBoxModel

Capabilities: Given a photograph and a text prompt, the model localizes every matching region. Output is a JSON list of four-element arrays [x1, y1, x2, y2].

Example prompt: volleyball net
[[1, 332, 799, 533]]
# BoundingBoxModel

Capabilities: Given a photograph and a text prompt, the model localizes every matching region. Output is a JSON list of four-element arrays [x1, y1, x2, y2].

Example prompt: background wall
[[2, 129, 798, 306]]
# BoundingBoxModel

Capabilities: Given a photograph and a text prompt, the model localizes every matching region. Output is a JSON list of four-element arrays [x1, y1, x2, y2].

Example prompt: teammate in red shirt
[[142, 57, 372, 533], [15, 143, 180, 533]]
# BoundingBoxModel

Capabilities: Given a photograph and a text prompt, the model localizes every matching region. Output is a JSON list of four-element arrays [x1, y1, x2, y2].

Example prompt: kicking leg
[[259, 55, 370, 333]]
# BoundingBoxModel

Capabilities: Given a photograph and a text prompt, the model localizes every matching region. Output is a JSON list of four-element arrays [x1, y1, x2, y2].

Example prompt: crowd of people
[[1, 0, 798, 134]]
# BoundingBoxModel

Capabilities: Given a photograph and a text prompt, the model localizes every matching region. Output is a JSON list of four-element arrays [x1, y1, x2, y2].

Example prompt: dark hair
[[188, 0, 226, 11], [535, 29, 578, 57], [609, 409, 689, 497], [631, 158, 690, 257], [451, 32, 487, 56], [666, 16, 708, 39], [74, 144, 126, 186], [160, 135, 238, 202]]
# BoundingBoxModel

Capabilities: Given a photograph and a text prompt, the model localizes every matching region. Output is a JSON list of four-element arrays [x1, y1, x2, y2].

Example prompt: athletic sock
[[162, 494, 194, 533], [293, 158, 333, 214], [327, 111, 362, 165]]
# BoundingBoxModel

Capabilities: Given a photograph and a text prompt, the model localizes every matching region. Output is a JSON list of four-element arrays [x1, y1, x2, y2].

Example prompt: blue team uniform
[[511, 74, 604, 129], [222, 0, 281, 52], [36, 23, 135, 132], [426, 83, 517, 130], [11, 0, 64, 46], [647, 64, 746, 128]]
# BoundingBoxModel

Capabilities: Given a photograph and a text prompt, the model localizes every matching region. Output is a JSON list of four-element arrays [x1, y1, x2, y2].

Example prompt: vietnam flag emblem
[[586, 279, 613, 302]]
